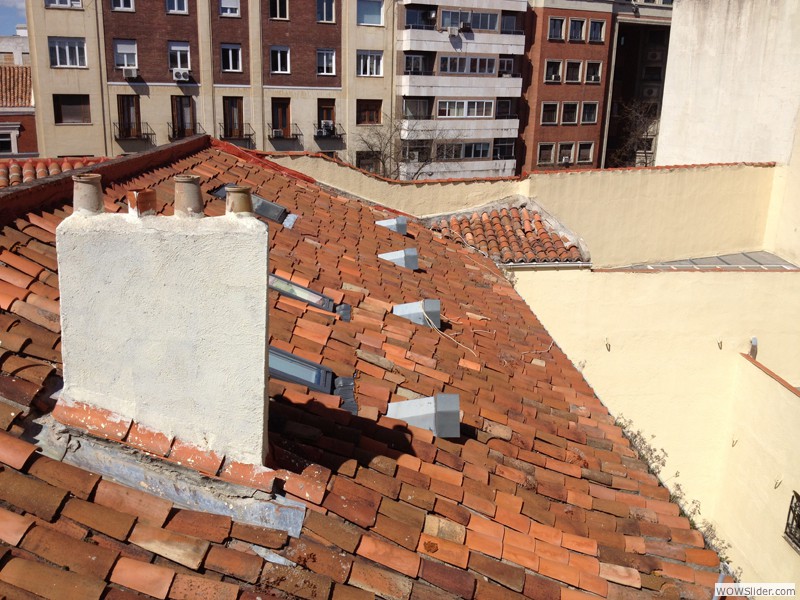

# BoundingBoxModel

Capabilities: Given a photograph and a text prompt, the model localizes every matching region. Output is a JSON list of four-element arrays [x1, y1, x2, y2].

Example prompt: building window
[[221, 44, 242, 72], [111, 0, 133, 10], [220, 0, 239, 16], [498, 57, 514, 75], [562, 102, 578, 124], [46, 0, 82, 8], [48, 37, 87, 68], [356, 99, 381, 125], [405, 54, 424, 74], [113, 39, 137, 68], [403, 140, 430, 162], [440, 56, 495, 75], [168, 41, 190, 70], [269, 346, 335, 393], [221, 96, 244, 138], [357, 0, 382, 25], [317, 0, 333, 22], [589, 20, 605, 42], [565, 61, 581, 83], [170, 95, 196, 138], [0, 133, 12, 154], [569, 19, 585, 42], [403, 98, 429, 119], [356, 50, 382, 76], [441, 10, 468, 28], [117, 95, 141, 138], [586, 62, 601, 83], [496, 98, 516, 118], [437, 143, 462, 160], [469, 12, 498, 31], [270, 0, 287, 19], [271, 97, 290, 136], [786, 492, 800, 552], [166, 0, 187, 13], [317, 98, 335, 131], [317, 49, 335, 75], [582, 102, 598, 124], [53, 94, 90, 124], [544, 60, 561, 82], [537, 143, 554, 165], [577, 142, 593, 163], [548, 17, 564, 40], [270, 47, 290, 73], [492, 138, 515, 160], [541, 102, 558, 125], [437, 100, 493, 118], [464, 142, 489, 159], [558, 142, 574, 164]]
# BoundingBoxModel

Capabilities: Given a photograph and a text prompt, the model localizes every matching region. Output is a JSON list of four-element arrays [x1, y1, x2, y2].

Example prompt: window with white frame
[[589, 20, 605, 42], [270, 47, 290, 73], [562, 102, 578, 124], [440, 55, 495, 75], [469, 12, 498, 31], [0, 132, 12, 154], [541, 102, 558, 125], [113, 39, 137, 68], [581, 102, 598, 124], [544, 60, 561, 82], [440, 10, 468, 28], [317, 0, 333, 22], [558, 142, 574, 164], [499, 57, 514, 74], [270, 0, 287, 19], [221, 44, 242, 72], [356, 50, 382, 76], [437, 100, 493, 118], [220, 0, 239, 16], [317, 49, 335, 75], [437, 143, 462, 160], [548, 17, 564, 40], [168, 41, 190, 69], [356, 0, 382, 25], [167, 0, 187, 13], [537, 143, 554, 165], [46, 0, 82, 8], [577, 142, 593, 163], [111, 0, 133, 10], [48, 37, 87, 68], [586, 61, 601, 83], [405, 54, 424, 74], [464, 142, 489, 159], [569, 18, 585, 41], [565, 61, 581, 83], [53, 94, 91, 124]]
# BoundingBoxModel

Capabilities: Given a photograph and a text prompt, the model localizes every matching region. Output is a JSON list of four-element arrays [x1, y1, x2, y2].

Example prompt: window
[[356, 99, 381, 125], [589, 20, 605, 42], [168, 41, 190, 69], [403, 98, 429, 119], [464, 143, 489, 159], [493, 138, 515, 160], [441, 10, 469, 28], [270, 0, 287, 19], [356, 151, 381, 174], [222, 96, 243, 138], [111, 0, 133, 10], [565, 61, 581, 83], [562, 102, 578, 124], [317, 0, 333, 22], [170, 95, 196, 138], [437, 100, 492, 118], [357, 0, 382, 25], [53, 94, 90, 124], [541, 102, 558, 125], [644, 66, 663, 82], [437, 143, 462, 160], [356, 50, 382, 76], [221, 44, 242, 72], [548, 17, 564, 40], [116, 95, 141, 138], [48, 37, 86, 68], [440, 56, 495, 75], [270, 47, 290, 73], [271, 98, 290, 136], [558, 142, 574, 164], [786, 492, 800, 552], [466, 100, 493, 117], [470, 12, 498, 31], [499, 57, 514, 75], [317, 98, 335, 128], [220, 0, 239, 16], [496, 98, 516, 118], [577, 142, 593, 163], [537, 143, 554, 165], [270, 274, 335, 310], [405, 54, 424, 74], [581, 102, 598, 124], [544, 60, 561, 82], [113, 39, 137, 68], [317, 49, 335, 75], [586, 61, 601, 83], [269, 346, 335, 393], [167, 0, 187, 13], [0, 133, 11, 154], [402, 140, 430, 162], [569, 19, 585, 41], [46, 0, 81, 8]]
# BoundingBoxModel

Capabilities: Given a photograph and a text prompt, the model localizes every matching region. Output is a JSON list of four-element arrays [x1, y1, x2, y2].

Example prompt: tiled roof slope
[[0, 138, 727, 599], [0, 158, 106, 188], [0, 65, 31, 108], [432, 208, 584, 264]]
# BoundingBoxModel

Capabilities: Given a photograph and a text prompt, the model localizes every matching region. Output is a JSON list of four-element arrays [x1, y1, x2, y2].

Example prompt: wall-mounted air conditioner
[[447, 26, 459, 36], [122, 67, 138, 79], [172, 69, 191, 82], [272, 129, 284, 138]]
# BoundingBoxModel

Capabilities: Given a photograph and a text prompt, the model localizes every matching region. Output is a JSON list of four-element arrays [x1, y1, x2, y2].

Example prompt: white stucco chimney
[[56, 175, 270, 464]]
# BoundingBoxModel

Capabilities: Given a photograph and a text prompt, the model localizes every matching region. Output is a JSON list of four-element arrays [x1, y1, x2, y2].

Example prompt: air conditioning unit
[[272, 128, 284, 138], [172, 69, 191, 82], [447, 26, 459, 36], [122, 67, 138, 79], [561, 155, 571, 165], [548, 74, 561, 82], [424, 10, 436, 20]]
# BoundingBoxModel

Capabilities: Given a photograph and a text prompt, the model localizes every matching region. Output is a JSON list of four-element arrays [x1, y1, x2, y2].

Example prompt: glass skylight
[[269, 346, 334, 393], [269, 274, 335, 311]]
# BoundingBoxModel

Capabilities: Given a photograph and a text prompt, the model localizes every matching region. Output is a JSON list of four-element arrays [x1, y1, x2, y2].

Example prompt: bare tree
[[607, 99, 660, 168]]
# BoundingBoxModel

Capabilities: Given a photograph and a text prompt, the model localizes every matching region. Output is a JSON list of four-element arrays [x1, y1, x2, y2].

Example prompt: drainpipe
[[710, 562, 730, 600]]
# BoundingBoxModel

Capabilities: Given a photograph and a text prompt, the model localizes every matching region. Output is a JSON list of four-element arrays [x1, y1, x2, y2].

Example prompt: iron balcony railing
[[267, 123, 302, 140], [786, 491, 800, 550], [113, 121, 155, 143], [218, 122, 255, 147], [312, 121, 345, 139], [167, 122, 205, 141]]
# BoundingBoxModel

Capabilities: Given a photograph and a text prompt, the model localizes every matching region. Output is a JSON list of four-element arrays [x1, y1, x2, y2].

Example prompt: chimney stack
[[56, 175, 270, 465]]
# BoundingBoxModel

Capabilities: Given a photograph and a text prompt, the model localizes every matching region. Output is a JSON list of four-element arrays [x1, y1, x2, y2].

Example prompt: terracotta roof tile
[[0, 66, 32, 107]]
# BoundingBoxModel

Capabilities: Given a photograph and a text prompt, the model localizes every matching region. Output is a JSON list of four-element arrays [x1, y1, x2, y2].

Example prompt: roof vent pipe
[[393, 299, 441, 329], [386, 393, 461, 438], [378, 248, 418, 270], [126, 189, 157, 218], [72, 174, 104, 215], [375, 216, 408, 236], [226, 185, 254, 215], [173, 175, 204, 217]]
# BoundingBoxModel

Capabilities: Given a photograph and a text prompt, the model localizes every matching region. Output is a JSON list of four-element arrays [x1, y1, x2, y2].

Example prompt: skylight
[[269, 274, 335, 311], [269, 346, 334, 393], [211, 185, 289, 224]]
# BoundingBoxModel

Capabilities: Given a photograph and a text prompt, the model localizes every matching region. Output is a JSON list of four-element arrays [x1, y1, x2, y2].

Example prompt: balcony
[[399, 0, 527, 11], [399, 157, 517, 180], [312, 121, 345, 140], [113, 122, 155, 144], [219, 122, 255, 148], [268, 123, 302, 141], [398, 28, 525, 55], [167, 122, 205, 141], [398, 73, 523, 97], [400, 117, 520, 140]]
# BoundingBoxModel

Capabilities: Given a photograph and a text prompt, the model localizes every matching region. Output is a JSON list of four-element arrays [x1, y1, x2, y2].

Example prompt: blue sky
[[0, 0, 26, 36]]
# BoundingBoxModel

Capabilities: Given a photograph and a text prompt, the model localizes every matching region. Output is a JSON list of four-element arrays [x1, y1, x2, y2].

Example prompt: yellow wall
[[765, 111, 800, 266], [513, 268, 800, 582]]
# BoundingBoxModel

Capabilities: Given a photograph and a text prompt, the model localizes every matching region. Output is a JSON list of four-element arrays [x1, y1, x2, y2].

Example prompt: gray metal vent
[[392, 299, 440, 329], [378, 248, 418, 270], [375, 216, 408, 236], [386, 394, 460, 438]]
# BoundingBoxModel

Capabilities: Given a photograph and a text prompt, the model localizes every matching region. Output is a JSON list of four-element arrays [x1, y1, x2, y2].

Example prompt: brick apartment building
[[0, 26, 36, 158]]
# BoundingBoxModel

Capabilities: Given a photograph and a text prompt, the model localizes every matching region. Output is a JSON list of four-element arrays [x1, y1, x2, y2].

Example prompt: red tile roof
[[0, 137, 729, 599], [0, 65, 31, 108], [432, 207, 584, 264], [0, 158, 106, 188]]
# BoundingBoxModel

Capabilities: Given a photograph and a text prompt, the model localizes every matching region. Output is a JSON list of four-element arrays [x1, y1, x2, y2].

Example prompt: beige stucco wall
[[765, 114, 800, 266], [514, 268, 800, 581]]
